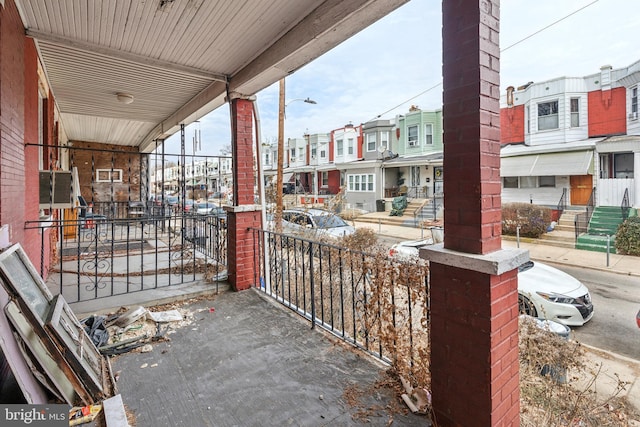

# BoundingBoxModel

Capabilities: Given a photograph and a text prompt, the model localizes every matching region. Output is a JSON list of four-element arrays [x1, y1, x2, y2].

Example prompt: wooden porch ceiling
[[15, 0, 409, 152]]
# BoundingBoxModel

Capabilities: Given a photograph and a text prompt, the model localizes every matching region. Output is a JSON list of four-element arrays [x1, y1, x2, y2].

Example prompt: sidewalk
[[352, 219, 640, 411], [352, 220, 640, 277]]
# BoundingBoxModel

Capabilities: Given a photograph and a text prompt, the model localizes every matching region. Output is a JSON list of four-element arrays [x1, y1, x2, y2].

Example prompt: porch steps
[[354, 198, 429, 227], [554, 207, 585, 233], [502, 229, 576, 249], [575, 206, 625, 253]]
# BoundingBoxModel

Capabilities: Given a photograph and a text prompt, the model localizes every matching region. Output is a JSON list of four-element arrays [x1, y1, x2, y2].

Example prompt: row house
[[151, 156, 234, 199], [500, 60, 640, 210], [269, 108, 444, 213]]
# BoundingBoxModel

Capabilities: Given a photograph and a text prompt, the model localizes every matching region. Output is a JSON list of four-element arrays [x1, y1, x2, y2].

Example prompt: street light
[[275, 79, 316, 232]]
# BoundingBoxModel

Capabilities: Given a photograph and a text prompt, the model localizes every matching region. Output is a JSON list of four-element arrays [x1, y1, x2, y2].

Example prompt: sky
[[161, 0, 639, 157]]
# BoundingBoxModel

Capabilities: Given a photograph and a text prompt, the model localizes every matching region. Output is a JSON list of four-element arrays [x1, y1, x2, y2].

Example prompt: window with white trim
[[408, 125, 419, 146], [424, 124, 433, 145], [290, 148, 296, 162], [502, 176, 556, 188], [347, 174, 374, 192], [337, 139, 343, 156], [366, 133, 377, 152], [311, 144, 317, 159], [380, 131, 389, 150], [537, 100, 559, 130], [570, 98, 580, 127], [321, 172, 328, 187], [96, 169, 123, 182], [632, 87, 638, 118], [320, 149, 326, 159], [348, 138, 354, 155]]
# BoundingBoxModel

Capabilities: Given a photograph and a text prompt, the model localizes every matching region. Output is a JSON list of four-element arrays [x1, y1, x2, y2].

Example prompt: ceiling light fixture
[[116, 92, 134, 104]]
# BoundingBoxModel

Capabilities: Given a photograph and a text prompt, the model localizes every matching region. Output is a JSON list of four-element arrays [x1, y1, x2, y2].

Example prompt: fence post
[[516, 225, 521, 248], [309, 241, 315, 329]]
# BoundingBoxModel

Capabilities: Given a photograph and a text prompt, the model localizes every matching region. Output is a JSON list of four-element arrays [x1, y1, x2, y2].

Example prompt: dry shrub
[[340, 228, 380, 252], [519, 316, 637, 426], [503, 202, 551, 237]]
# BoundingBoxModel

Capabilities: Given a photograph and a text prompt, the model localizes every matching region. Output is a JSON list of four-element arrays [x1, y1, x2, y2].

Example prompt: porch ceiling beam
[[26, 29, 228, 82], [229, 0, 409, 95]]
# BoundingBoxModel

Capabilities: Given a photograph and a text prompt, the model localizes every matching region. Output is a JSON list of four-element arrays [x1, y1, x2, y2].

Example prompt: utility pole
[[275, 79, 286, 233]]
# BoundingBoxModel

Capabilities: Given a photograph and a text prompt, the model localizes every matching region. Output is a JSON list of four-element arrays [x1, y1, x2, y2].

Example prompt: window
[[348, 138, 354, 155], [632, 87, 638, 118], [347, 174, 375, 192], [539, 176, 556, 187], [320, 149, 326, 159], [337, 139, 343, 156], [366, 133, 377, 152], [538, 100, 559, 130], [265, 153, 270, 165], [520, 176, 536, 188], [424, 124, 433, 145], [503, 176, 556, 188], [503, 177, 518, 189], [614, 153, 634, 178], [311, 145, 317, 159], [380, 131, 389, 151], [321, 172, 328, 187], [570, 98, 580, 127], [408, 125, 419, 146], [96, 169, 123, 182], [290, 148, 296, 162]]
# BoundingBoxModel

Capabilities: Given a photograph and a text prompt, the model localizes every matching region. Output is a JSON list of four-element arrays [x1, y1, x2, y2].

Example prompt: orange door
[[570, 175, 593, 205]]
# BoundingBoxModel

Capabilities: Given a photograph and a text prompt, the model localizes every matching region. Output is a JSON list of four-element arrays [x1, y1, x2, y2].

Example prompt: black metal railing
[[556, 187, 567, 214], [621, 188, 630, 220], [26, 211, 227, 303], [250, 228, 430, 379], [574, 187, 596, 240]]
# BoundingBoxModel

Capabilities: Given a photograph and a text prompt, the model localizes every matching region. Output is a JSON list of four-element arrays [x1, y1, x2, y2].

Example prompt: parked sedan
[[276, 208, 355, 239], [388, 240, 594, 327]]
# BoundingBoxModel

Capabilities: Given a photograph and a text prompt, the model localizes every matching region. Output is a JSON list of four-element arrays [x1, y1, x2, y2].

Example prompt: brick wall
[[500, 105, 525, 144], [588, 87, 626, 137], [430, 264, 520, 426], [69, 141, 143, 203], [1, 0, 26, 246], [227, 98, 260, 291]]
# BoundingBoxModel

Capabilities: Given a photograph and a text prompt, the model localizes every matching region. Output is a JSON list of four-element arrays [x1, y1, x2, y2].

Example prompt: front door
[[570, 175, 593, 205]]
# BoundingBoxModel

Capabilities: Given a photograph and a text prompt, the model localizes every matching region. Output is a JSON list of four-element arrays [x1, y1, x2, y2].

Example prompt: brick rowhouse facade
[[1, 0, 52, 274], [227, 96, 261, 291], [421, 1, 528, 426]]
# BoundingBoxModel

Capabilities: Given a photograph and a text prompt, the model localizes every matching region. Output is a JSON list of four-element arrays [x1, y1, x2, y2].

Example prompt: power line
[[369, 0, 601, 121]]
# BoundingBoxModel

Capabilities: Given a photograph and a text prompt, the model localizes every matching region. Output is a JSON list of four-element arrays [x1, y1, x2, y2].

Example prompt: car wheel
[[518, 294, 537, 317]]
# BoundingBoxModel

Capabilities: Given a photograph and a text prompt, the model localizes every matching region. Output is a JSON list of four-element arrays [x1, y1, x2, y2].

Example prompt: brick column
[[420, 1, 528, 425], [227, 95, 261, 291]]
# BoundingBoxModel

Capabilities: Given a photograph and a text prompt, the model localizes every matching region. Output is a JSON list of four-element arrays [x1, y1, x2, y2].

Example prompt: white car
[[275, 208, 356, 239], [388, 239, 433, 260], [388, 241, 594, 327]]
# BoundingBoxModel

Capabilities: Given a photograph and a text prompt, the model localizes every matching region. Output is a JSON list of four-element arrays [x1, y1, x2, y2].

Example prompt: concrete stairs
[[576, 206, 625, 253], [355, 198, 429, 227]]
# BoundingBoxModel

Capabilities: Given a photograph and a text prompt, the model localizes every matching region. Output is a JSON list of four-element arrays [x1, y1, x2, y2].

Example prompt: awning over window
[[500, 151, 593, 177]]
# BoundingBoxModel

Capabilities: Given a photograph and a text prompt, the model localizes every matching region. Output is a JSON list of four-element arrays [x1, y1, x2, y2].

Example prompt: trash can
[[376, 199, 386, 212]]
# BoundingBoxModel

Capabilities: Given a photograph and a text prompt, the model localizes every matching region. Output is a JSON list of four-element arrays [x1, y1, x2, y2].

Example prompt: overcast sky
[[161, 0, 639, 157]]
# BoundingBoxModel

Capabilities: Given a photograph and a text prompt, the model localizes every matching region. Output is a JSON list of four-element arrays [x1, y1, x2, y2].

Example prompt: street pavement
[[352, 219, 640, 412]]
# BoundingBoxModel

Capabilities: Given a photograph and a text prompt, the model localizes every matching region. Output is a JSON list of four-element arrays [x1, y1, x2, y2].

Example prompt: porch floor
[[106, 289, 427, 426]]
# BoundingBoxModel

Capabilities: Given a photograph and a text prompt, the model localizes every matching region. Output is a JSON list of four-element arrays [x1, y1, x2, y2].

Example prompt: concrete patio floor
[[108, 289, 428, 426]]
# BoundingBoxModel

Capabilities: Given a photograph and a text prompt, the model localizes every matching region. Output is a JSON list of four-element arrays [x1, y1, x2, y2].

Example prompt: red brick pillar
[[227, 95, 261, 291], [419, 1, 528, 425]]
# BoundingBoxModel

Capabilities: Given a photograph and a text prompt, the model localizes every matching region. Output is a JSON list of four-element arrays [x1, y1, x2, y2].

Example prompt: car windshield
[[313, 214, 348, 229]]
